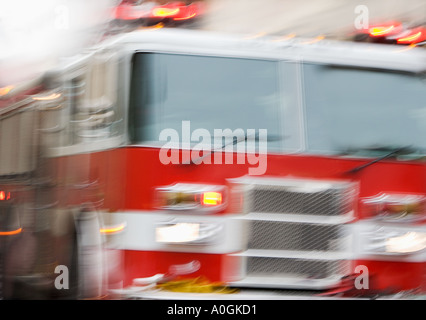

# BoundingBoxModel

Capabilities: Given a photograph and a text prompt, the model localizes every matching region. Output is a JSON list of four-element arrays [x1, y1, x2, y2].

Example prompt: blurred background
[[0, 0, 117, 86], [1, 0, 426, 87], [200, 0, 426, 36]]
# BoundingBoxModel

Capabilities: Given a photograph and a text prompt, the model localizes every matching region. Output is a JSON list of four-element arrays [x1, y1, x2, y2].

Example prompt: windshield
[[303, 64, 426, 156], [129, 52, 426, 158], [128, 53, 282, 150]]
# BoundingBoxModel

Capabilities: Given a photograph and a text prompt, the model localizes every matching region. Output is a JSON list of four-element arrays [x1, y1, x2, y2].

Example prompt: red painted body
[[356, 260, 426, 292], [125, 147, 425, 216], [122, 250, 240, 286], [57, 146, 425, 292]]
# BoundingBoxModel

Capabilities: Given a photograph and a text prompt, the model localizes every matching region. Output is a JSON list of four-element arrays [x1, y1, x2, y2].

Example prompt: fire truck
[[0, 26, 425, 299]]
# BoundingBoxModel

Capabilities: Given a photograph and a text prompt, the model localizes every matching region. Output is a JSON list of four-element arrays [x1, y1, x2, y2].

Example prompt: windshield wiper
[[344, 145, 417, 174], [187, 132, 281, 165]]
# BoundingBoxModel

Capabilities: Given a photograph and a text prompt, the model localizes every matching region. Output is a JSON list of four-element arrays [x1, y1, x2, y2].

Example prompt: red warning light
[[202, 192, 223, 206], [0, 191, 11, 201], [397, 29, 425, 44]]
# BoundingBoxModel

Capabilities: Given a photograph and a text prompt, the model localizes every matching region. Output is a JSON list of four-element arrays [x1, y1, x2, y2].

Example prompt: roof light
[[174, 12, 197, 20], [114, 3, 152, 20], [152, 7, 180, 17], [397, 31, 422, 44], [369, 25, 395, 36]]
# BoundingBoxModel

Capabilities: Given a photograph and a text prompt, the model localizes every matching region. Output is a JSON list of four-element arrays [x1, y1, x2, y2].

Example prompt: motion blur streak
[[100, 224, 126, 234], [200, 0, 426, 37], [370, 25, 395, 36], [174, 13, 197, 21], [0, 228, 22, 236], [0, 0, 117, 87], [398, 32, 422, 43]]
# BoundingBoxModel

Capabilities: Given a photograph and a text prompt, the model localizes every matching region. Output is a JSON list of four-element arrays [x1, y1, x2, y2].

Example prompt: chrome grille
[[228, 176, 357, 290], [248, 183, 355, 216], [248, 220, 343, 251], [246, 257, 349, 279]]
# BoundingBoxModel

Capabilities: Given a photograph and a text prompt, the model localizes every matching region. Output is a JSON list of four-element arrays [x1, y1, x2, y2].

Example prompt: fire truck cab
[[0, 27, 425, 299]]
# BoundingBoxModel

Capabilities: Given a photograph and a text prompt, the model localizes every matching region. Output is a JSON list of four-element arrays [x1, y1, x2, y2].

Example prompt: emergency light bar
[[355, 21, 426, 45], [368, 22, 403, 37], [114, 1, 203, 22], [151, 7, 180, 18], [396, 28, 426, 44]]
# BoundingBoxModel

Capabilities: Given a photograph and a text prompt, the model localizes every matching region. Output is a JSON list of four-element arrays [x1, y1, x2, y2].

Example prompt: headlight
[[363, 226, 426, 255], [386, 232, 426, 254], [155, 222, 223, 245]]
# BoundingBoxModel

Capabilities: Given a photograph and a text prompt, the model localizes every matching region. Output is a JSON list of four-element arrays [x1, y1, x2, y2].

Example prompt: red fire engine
[[0, 26, 425, 299]]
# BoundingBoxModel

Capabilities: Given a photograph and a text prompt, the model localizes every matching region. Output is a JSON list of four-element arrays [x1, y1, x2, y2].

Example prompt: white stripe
[[108, 211, 247, 254]]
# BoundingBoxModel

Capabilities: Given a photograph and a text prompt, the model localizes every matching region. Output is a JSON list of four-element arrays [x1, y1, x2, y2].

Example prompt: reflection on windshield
[[129, 53, 426, 158], [129, 53, 282, 151], [303, 64, 426, 156]]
